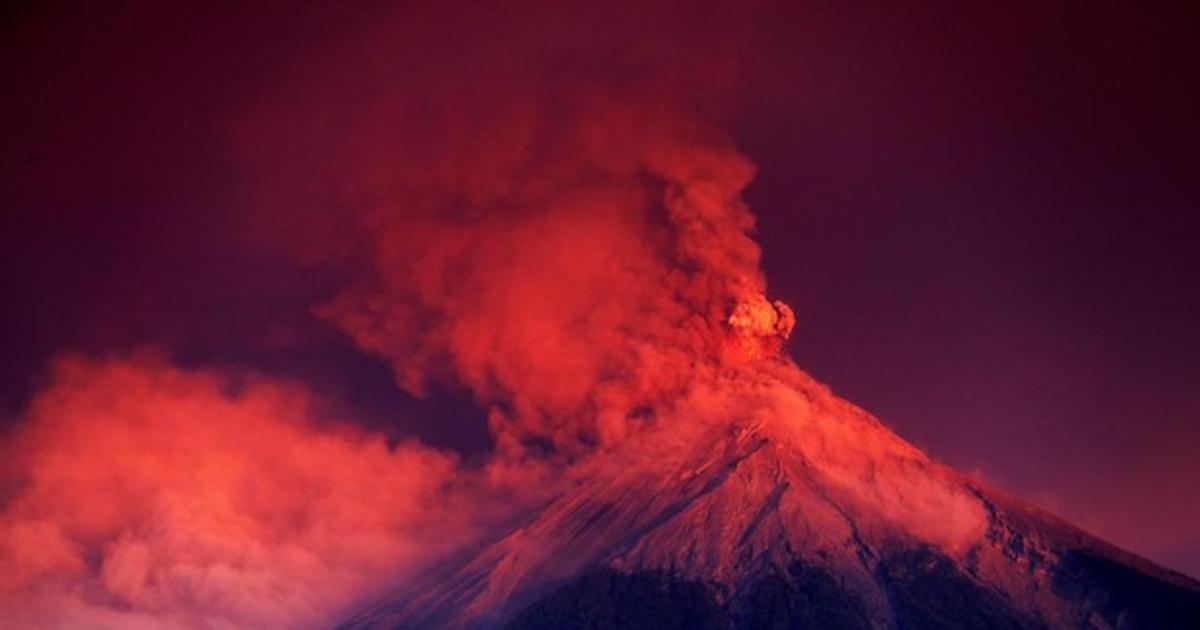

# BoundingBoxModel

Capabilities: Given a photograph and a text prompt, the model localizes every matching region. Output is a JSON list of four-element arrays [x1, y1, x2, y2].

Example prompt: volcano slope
[[338, 360, 1200, 629]]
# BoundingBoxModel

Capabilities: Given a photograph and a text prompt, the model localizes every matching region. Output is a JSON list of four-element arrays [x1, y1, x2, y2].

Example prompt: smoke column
[[0, 3, 981, 628]]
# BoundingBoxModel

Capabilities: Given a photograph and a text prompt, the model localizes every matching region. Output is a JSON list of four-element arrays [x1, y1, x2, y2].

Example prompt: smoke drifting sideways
[[0, 4, 984, 628], [0, 353, 479, 629]]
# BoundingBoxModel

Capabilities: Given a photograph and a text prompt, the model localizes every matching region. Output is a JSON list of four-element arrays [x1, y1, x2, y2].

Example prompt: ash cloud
[[311, 86, 768, 453], [0, 3, 988, 628], [0, 4, 776, 626], [232, 2, 770, 455]]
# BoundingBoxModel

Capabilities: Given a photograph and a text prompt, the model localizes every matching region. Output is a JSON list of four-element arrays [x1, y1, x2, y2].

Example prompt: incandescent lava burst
[[725, 293, 796, 361]]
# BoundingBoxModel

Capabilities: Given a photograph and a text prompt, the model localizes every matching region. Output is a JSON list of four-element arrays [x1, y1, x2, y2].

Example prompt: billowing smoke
[[314, 87, 771, 455], [234, 4, 772, 456], [0, 4, 985, 628], [0, 352, 484, 629]]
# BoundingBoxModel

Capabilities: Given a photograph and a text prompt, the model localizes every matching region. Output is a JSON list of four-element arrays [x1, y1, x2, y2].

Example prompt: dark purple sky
[[3, 2, 1198, 576]]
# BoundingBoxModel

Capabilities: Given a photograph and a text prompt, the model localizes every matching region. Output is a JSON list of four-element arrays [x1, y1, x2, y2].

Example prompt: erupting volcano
[[3, 3, 1199, 629]]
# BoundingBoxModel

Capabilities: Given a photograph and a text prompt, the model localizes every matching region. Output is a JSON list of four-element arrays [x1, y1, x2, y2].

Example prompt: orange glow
[[726, 294, 796, 360]]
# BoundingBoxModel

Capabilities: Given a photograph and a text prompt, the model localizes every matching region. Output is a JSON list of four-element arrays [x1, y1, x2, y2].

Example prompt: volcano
[[338, 359, 1200, 629]]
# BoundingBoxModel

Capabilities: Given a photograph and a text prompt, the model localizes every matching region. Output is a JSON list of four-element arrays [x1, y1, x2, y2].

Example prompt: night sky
[[3, 0, 1199, 581]]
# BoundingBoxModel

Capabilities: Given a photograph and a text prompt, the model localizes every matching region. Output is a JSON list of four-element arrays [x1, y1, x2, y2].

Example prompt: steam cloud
[[0, 4, 984, 628]]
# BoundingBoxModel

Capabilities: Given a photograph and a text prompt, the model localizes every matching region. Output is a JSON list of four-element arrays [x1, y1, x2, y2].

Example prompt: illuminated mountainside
[[339, 360, 1200, 629]]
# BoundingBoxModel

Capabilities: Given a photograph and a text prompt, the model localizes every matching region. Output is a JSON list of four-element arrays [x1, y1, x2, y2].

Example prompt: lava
[[726, 293, 796, 360]]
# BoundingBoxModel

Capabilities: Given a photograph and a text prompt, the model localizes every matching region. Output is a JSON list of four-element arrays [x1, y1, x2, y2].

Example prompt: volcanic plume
[[2, 3, 1199, 630]]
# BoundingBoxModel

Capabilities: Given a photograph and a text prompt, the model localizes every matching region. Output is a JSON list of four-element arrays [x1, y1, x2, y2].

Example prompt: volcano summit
[[340, 354, 1200, 629]]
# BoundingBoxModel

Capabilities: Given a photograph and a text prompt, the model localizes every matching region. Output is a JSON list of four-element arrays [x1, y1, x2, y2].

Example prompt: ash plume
[[314, 86, 773, 454], [0, 4, 989, 629]]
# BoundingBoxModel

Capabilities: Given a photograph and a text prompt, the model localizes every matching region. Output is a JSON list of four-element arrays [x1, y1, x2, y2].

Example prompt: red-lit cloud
[[223, 4, 771, 457], [0, 352, 480, 629], [0, 4, 994, 628], [313, 86, 771, 455]]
